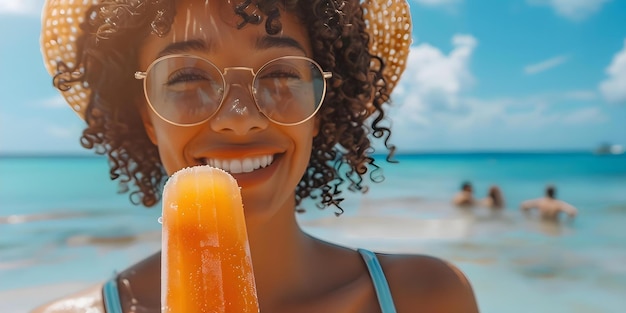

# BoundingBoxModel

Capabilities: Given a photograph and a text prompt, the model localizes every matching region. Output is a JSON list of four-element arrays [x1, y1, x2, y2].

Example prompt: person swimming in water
[[453, 181, 476, 207], [482, 185, 504, 210], [520, 185, 578, 221]]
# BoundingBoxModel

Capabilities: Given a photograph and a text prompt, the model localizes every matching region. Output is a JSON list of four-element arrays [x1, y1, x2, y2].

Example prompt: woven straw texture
[[41, 0, 412, 119], [362, 0, 411, 96], [41, 0, 99, 118]]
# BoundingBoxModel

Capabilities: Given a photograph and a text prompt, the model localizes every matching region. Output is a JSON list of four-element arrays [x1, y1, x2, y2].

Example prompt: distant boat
[[595, 143, 625, 155]]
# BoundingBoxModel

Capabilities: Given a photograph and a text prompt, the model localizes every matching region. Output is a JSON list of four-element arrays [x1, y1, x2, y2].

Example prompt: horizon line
[[0, 149, 606, 158]]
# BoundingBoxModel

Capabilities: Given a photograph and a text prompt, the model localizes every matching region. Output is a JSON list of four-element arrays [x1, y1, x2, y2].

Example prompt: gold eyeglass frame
[[134, 54, 333, 127]]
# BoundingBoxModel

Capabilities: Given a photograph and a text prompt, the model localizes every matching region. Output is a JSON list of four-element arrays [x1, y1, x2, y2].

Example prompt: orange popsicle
[[162, 166, 258, 313]]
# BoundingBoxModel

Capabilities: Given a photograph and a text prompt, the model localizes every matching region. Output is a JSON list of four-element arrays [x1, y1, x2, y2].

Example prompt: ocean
[[1, 152, 625, 312]]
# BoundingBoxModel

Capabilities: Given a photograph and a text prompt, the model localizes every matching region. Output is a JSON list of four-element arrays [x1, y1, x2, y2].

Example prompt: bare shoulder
[[378, 253, 479, 313], [30, 283, 105, 313]]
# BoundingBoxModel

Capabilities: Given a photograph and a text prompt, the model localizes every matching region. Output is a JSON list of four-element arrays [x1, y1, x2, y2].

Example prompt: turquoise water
[[1, 153, 625, 312]]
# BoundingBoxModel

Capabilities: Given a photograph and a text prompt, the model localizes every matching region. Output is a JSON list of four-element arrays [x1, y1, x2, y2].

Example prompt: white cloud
[[500, 103, 556, 128], [0, 111, 85, 154], [0, 0, 43, 16], [389, 37, 602, 136], [528, 0, 611, 21], [520, 90, 598, 105], [392, 34, 477, 127], [388, 37, 608, 151], [561, 107, 608, 124], [524, 55, 570, 75], [599, 39, 626, 104], [501, 92, 607, 125], [504, 102, 607, 127], [383, 89, 610, 152], [440, 94, 606, 130]]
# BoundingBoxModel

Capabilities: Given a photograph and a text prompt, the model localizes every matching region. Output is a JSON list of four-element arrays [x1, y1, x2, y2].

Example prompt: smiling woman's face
[[138, 0, 318, 223]]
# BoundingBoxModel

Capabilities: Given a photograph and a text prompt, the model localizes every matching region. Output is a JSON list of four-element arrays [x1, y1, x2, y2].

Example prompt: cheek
[[151, 121, 195, 175], [294, 125, 316, 166]]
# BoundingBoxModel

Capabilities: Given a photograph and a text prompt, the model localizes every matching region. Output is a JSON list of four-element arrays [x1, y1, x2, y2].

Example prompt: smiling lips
[[201, 155, 275, 174]]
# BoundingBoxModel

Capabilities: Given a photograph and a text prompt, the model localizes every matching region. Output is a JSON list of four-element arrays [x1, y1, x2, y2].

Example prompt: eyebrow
[[255, 36, 307, 55], [156, 35, 306, 59], [157, 39, 210, 58]]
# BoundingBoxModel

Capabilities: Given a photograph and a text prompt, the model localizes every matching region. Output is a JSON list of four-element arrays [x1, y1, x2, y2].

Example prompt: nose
[[209, 78, 269, 136]]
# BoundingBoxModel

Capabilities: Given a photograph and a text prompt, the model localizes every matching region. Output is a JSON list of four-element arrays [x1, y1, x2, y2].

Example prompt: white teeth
[[242, 158, 254, 173], [229, 159, 242, 173], [204, 155, 274, 174]]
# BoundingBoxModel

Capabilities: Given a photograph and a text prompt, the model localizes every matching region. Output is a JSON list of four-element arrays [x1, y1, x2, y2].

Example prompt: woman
[[35, 0, 478, 312], [483, 185, 505, 210]]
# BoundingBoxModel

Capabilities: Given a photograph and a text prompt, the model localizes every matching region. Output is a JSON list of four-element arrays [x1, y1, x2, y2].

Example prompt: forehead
[[139, 0, 310, 63]]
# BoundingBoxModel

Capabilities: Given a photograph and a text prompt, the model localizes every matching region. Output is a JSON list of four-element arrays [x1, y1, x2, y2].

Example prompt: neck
[[246, 200, 317, 304]]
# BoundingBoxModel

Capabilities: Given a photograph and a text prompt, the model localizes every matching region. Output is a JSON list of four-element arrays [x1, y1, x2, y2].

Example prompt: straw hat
[[40, 0, 412, 119]]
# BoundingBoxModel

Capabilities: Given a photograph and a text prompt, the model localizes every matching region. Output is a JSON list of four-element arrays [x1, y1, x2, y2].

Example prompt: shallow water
[[1, 153, 625, 312]]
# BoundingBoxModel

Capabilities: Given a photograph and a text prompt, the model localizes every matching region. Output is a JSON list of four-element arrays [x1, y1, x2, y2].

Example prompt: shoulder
[[378, 253, 479, 313], [30, 283, 106, 313], [453, 192, 473, 206]]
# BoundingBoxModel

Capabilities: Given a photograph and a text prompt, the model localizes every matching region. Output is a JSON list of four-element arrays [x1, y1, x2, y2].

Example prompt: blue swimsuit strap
[[102, 275, 123, 313], [357, 248, 398, 313]]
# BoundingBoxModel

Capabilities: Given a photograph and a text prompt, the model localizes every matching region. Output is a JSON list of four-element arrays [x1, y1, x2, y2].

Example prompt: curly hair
[[54, 0, 395, 213]]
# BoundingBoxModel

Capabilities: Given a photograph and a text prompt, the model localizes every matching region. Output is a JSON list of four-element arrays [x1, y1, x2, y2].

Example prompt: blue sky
[[0, 0, 625, 154]]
